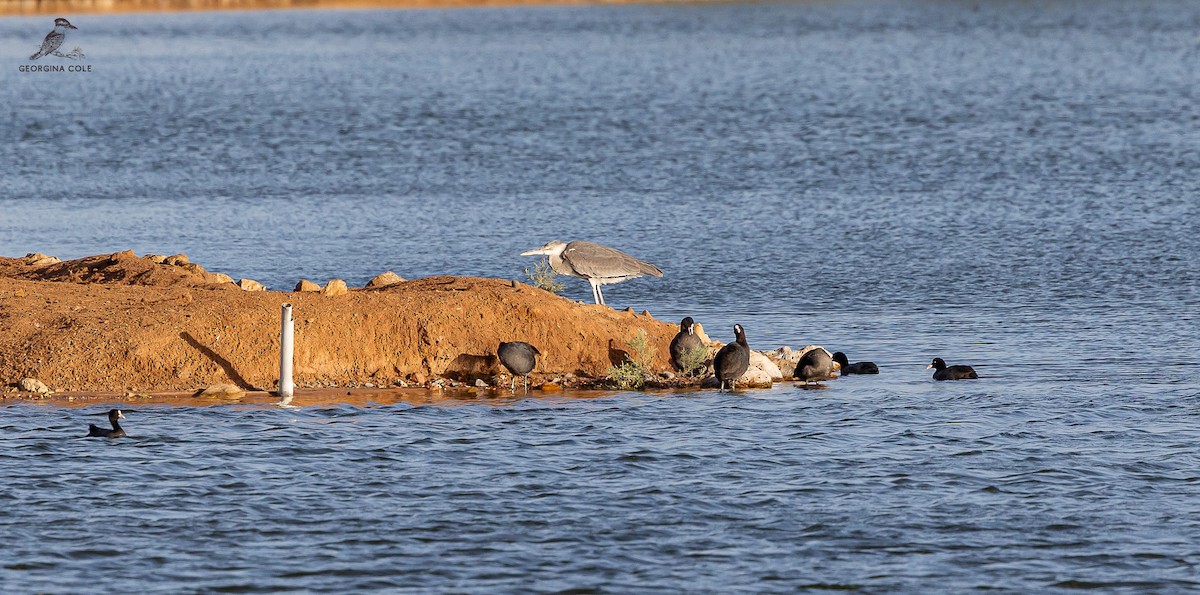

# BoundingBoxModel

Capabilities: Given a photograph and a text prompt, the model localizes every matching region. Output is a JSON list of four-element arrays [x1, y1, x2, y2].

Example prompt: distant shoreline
[[0, 0, 717, 16]]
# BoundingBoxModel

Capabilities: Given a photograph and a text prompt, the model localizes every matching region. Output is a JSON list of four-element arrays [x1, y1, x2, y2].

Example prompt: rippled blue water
[[2, 0, 1200, 591]]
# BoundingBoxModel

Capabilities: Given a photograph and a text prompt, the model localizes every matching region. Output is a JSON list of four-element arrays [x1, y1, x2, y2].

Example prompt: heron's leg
[[523, 375, 529, 393], [589, 280, 601, 304], [510, 376, 516, 392], [597, 284, 606, 306]]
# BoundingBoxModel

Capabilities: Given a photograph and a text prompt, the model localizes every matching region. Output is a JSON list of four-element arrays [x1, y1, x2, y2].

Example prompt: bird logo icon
[[30, 18, 80, 61]]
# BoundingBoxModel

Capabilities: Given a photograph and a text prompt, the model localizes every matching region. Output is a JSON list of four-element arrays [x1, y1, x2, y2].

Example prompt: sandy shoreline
[[1, 250, 812, 403], [0, 0, 713, 16], [0, 250, 720, 402]]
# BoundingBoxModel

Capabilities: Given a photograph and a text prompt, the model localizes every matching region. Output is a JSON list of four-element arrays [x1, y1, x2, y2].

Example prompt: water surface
[[2, 0, 1199, 591]]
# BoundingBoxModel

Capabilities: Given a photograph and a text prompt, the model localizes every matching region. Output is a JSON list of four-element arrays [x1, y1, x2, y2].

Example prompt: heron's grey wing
[[562, 241, 662, 279]]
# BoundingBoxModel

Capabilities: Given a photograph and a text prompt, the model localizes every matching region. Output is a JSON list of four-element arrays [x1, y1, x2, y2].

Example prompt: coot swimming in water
[[669, 316, 704, 374], [713, 324, 750, 391], [87, 409, 126, 438], [498, 341, 541, 392], [927, 357, 978, 380], [832, 351, 879, 375]]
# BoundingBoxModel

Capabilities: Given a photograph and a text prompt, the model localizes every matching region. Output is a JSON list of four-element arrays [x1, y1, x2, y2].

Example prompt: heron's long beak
[[68, 23, 78, 29], [520, 247, 549, 256]]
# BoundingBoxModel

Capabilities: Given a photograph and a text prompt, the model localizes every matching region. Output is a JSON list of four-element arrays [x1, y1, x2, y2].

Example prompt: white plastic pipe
[[279, 303, 294, 398]]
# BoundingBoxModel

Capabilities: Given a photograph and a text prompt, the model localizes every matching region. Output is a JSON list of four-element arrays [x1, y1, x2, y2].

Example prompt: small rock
[[196, 383, 244, 398], [18, 378, 50, 394], [144, 254, 168, 264], [539, 382, 563, 392], [164, 254, 190, 266], [701, 370, 772, 389], [739, 367, 774, 388], [238, 278, 266, 292], [179, 263, 210, 278], [475, 379, 488, 388], [110, 249, 137, 260], [641, 310, 651, 317], [414, 373, 427, 385], [295, 279, 321, 292], [693, 322, 714, 345], [321, 279, 348, 296], [749, 351, 784, 382], [365, 271, 405, 289], [662, 371, 676, 380], [364, 382, 375, 388], [395, 379, 409, 388], [206, 272, 234, 285], [22, 252, 61, 266]]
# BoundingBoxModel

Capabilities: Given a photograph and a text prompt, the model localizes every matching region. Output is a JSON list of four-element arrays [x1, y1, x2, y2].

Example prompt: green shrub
[[525, 258, 565, 294], [606, 329, 656, 390], [677, 344, 709, 377]]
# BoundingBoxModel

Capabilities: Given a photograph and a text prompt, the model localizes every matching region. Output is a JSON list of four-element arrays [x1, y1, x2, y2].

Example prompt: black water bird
[[498, 341, 541, 392], [669, 316, 704, 374], [927, 357, 977, 380], [713, 324, 750, 391], [794, 348, 834, 386], [832, 351, 879, 375], [87, 409, 126, 438]]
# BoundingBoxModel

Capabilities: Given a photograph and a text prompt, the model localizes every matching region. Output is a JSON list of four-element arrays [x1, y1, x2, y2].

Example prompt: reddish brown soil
[[0, 251, 678, 394]]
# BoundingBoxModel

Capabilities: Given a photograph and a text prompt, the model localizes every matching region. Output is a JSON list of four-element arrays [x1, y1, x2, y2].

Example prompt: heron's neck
[[547, 252, 571, 276]]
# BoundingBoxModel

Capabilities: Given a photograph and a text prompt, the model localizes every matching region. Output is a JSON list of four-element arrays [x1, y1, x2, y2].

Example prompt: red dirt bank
[[0, 251, 678, 393]]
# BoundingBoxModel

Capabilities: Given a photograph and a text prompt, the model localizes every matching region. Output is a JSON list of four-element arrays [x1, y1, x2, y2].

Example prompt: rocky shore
[[0, 251, 831, 399]]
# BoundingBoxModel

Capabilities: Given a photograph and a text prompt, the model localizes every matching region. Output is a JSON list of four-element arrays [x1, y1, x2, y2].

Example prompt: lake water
[[2, 0, 1200, 591]]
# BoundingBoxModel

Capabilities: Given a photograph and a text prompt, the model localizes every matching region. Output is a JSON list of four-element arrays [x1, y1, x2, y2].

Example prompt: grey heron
[[713, 324, 750, 391], [520, 240, 662, 306], [669, 316, 704, 374], [927, 357, 977, 380], [832, 351, 879, 375], [794, 348, 834, 386], [498, 341, 541, 392]]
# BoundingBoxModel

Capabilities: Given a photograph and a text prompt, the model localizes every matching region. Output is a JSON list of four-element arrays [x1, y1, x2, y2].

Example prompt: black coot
[[927, 357, 977, 380], [832, 351, 879, 375], [794, 348, 834, 385], [498, 341, 541, 392], [669, 316, 704, 374], [87, 409, 126, 438], [713, 324, 750, 391]]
